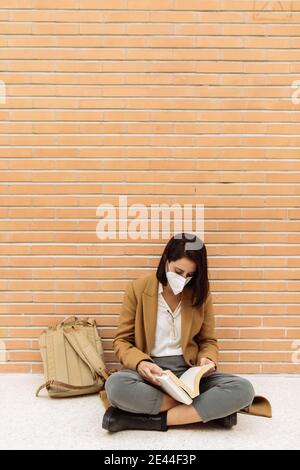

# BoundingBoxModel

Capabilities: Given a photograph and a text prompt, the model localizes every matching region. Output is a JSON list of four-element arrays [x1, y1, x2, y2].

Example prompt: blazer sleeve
[[195, 290, 219, 368], [113, 280, 155, 371]]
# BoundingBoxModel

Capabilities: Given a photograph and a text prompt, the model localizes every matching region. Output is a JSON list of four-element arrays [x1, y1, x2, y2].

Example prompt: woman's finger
[[143, 368, 155, 381], [146, 369, 161, 384]]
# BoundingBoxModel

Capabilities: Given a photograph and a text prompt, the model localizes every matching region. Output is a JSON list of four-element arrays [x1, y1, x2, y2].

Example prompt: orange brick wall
[[0, 0, 299, 374]]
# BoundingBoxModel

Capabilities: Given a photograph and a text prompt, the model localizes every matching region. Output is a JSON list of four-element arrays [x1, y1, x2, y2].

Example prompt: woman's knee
[[105, 371, 138, 404], [234, 377, 255, 407]]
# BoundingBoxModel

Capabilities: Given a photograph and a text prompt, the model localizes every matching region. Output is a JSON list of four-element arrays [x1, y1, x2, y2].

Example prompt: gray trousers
[[105, 355, 256, 423]]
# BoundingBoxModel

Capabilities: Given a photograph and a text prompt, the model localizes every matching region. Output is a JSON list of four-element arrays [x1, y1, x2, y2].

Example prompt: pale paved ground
[[0, 374, 299, 450]]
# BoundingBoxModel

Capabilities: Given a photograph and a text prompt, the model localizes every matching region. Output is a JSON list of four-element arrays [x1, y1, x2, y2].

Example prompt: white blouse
[[150, 282, 183, 357]]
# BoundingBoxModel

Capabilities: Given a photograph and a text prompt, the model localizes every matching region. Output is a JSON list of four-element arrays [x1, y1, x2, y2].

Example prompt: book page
[[156, 363, 215, 401], [179, 364, 215, 396], [158, 374, 193, 405]]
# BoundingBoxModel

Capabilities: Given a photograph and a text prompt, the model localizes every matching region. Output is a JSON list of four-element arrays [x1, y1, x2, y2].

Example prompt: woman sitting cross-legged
[[102, 233, 255, 432]]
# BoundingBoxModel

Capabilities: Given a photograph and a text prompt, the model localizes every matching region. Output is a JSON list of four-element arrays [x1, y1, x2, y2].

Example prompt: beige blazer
[[113, 271, 218, 372]]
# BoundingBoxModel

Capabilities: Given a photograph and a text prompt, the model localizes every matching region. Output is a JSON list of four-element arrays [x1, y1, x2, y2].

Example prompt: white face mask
[[165, 260, 193, 295]]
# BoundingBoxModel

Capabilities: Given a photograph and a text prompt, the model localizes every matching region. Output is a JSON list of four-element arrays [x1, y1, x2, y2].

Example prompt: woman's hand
[[137, 360, 163, 385], [197, 357, 216, 377]]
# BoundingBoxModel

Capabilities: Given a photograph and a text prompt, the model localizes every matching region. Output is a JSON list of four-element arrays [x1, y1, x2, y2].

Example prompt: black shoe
[[210, 412, 237, 428], [102, 406, 169, 432]]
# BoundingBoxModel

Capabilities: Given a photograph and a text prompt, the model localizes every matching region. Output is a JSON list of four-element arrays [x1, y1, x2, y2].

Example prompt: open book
[[156, 363, 215, 405]]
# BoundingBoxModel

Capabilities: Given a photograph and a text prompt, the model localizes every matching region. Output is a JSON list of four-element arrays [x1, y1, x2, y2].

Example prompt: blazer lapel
[[142, 272, 195, 355], [180, 287, 195, 352], [142, 273, 159, 354]]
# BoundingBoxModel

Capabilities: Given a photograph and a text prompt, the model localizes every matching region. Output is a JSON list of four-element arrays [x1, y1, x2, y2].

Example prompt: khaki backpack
[[36, 316, 115, 398]]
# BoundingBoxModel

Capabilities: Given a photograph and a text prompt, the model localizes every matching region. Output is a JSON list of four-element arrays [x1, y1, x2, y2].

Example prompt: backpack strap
[[63, 327, 109, 380], [63, 329, 99, 379], [57, 316, 79, 327], [36, 378, 99, 397], [70, 328, 109, 379]]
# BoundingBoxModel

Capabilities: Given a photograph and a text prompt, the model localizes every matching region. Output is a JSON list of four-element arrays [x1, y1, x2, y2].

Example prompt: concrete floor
[[0, 374, 299, 450]]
